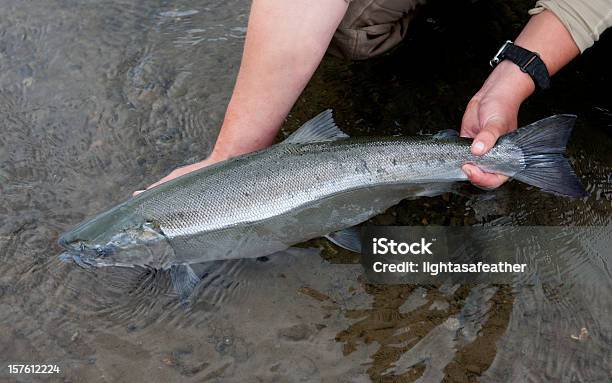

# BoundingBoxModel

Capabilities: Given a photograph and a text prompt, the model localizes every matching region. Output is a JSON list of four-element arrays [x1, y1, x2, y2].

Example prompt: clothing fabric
[[328, 0, 425, 60], [329, 0, 612, 60], [530, 0, 612, 52]]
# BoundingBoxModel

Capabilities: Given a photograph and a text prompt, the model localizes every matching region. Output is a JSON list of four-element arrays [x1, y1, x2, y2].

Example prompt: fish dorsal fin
[[283, 109, 349, 144], [433, 129, 459, 140]]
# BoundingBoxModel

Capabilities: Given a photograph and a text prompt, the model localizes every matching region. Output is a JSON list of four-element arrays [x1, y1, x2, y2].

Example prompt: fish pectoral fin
[[325, 227, 362, 253], [283, 109, 349, 144], [169, 264, 200, 303], [432, 129, 460, 140]]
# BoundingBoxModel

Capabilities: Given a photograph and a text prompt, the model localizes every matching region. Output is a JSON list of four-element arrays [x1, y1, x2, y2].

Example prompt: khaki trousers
[[328, 0, 426, 60]]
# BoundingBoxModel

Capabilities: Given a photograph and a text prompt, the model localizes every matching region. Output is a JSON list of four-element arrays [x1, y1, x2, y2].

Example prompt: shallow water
[[1, 0, 611, 382]]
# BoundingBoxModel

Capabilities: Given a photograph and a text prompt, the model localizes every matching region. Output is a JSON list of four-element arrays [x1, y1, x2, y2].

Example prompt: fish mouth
[[58, 234, 70, 248], [57, 234, 86, 253], [58, 231, 83, 251], [57, 233, 118, 269], [58, 250, 99, 269], [58, 245, 116, 269]]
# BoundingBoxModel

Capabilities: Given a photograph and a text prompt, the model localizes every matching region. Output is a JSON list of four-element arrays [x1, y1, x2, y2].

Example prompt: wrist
[[208, 147, 231, 162], [485, 60, 535, 105]]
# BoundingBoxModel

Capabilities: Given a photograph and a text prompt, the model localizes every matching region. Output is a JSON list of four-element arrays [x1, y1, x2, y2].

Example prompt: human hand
[[133, 153, 226, 196], [460, 61, 535, 189]]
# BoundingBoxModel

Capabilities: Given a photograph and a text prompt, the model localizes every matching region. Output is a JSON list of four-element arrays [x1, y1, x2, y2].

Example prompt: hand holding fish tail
[[460, 61, 526, 189], [461, 9, 580, 190]]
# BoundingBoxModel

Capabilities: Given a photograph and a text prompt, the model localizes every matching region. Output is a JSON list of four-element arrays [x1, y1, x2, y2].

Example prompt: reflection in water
[[0, 0, 611, 381]]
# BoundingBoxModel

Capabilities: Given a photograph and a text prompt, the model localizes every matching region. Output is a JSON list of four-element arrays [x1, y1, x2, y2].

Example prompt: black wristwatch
[[490, 40, 551, 90]]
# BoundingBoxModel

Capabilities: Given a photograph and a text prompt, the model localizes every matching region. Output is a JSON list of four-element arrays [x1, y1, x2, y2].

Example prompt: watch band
[[490, 40, 551, 90]]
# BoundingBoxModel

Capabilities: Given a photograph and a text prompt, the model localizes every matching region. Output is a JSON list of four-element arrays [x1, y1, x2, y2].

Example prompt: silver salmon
[[58, 110, 586, 299]]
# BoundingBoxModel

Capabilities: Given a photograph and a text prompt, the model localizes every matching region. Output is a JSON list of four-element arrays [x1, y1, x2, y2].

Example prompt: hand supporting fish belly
[[58, 110, 586, 302]]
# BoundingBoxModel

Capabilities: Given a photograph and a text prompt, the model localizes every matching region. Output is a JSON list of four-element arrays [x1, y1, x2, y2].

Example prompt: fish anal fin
[[325, 227, 362, 253]]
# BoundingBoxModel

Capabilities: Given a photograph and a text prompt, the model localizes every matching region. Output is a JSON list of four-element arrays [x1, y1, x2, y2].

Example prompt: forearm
[[530, 0, 612, 52], [210, 0, 348, 161], [488, 10, 580, 106]]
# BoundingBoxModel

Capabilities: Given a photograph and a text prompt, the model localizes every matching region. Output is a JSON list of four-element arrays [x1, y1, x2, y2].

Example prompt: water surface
[[1, 0, 611, 382]]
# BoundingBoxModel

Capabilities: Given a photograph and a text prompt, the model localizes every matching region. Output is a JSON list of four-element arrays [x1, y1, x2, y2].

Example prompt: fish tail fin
[[511, 114, 587, 198]]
